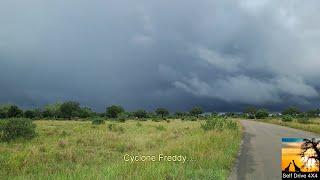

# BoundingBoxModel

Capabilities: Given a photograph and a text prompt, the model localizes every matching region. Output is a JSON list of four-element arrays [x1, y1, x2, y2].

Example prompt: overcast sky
[[0, 0, 319, 112]]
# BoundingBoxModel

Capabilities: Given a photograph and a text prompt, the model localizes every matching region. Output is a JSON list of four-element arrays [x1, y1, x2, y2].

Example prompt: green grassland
[[0, 119, 241, 180], [259, 118, 320, 134]]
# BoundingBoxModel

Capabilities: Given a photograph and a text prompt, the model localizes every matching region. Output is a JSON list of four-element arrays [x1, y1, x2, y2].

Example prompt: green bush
[[117, 113, 128, 122], [0, 118, 36, 141], [282, 115, 293, 122], [133, 110, 147, 119], [91, 118, 105, 125], [201, 117, 238, 131], [255, 109, 269, 119]]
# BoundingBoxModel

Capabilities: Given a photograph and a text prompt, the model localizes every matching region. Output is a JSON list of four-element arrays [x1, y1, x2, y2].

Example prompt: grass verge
[[259, 118, 320, 134]]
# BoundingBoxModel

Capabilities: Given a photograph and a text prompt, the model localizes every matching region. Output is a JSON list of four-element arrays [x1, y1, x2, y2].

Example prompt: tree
[[7, 105, 23, 118], [282, 107, 301, 116], [43, 103, 62, 119], [78, 107, 95, 118], [300, 138, 320, 170], [59, 101, 80, 120], [106, 105, 124, 118], [24, 110, 35, 119], [244, 106, 257, 119], [0, 105, 10, 119], [0, 109, 6, 119], [306, 109, 320, 118], [255, 108, 269, 119], [133, 109, 147, 119], [189, 106, 203, 118], [155, 108, 169, 119]]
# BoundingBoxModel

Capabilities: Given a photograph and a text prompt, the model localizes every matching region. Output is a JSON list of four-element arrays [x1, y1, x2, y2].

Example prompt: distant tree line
[[243, 106, 320, 119], [0, 102, 204, 120], [0, 102, 319, 121]]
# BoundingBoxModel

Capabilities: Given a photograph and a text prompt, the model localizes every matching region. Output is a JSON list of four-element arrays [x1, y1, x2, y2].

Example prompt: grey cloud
[[0, 0, 320, 111]]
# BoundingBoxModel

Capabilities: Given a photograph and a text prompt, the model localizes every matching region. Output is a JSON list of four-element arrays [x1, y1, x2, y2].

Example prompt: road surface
[[229, 120, 318, 180]]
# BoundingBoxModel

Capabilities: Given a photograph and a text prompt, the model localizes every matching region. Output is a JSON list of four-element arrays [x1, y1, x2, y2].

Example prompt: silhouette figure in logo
[[292, 160, 301, 172], [284, 162, 291, 172]]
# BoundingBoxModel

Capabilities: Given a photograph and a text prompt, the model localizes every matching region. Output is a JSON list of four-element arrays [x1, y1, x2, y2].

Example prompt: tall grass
[[0, 119, 241, 179], [201, 117, 238, 131], [260, 118, 320, 134]]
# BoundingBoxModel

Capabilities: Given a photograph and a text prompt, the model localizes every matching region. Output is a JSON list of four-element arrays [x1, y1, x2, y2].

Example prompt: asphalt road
[[229, 120, 318, 180]]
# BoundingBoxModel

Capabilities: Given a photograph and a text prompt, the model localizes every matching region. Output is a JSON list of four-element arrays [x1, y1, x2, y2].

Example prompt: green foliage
[[106, 105, 125, 118], [24, 110, 35, 119], [24, 109, 42, 119], [201, 117, 238, 131], [305, 109, 320, 118], [91, 118, 105, 125], [0, 110, 6, 118], [183, 116, 197, 121], [78, 107, 95, 118], [7, 105, 23, 118], [174, 111, 187, 119], [211, 112, 218, 117], [0, 118, 36, 141], [42, 103, 62, 119], [133, 109, 147, 119], [189, 106, 203, 118], [282, 115, 293, 122], [155, 108, 169, 118], [255, 109, 269, 119], [117, 112, 128, 122], [0, 105, 11, 118], [282, 106, 301, 116], [59, 101, 81, 119], [297, 115, 310, 124]]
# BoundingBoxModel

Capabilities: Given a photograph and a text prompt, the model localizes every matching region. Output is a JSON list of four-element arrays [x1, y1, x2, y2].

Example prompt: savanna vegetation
[[1, 101, 319, 179], [0, 102, 242, 180], [241, 106, 320, 134]]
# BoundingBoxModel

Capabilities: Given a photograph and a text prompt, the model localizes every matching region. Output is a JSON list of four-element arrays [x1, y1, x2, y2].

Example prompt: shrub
[[117, 112, 128, 122], [91, 118, 105, 125], [255, 109, 269, 119], [106, 105, 125, 118], [155, 108, 169, 119], [201, 117, 238, 131], [282, 106, 301, 116], [282, 115, 293, 122], [7, 105, 23, 118], [189, 106, 203, 118], [60, 101, 81, 120], [0, 118, 36, 141], [133, 110, 147, 119]]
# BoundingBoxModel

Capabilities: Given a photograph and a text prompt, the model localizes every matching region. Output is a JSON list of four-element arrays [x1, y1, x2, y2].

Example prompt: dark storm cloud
[[0, 0, 319, 111]]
